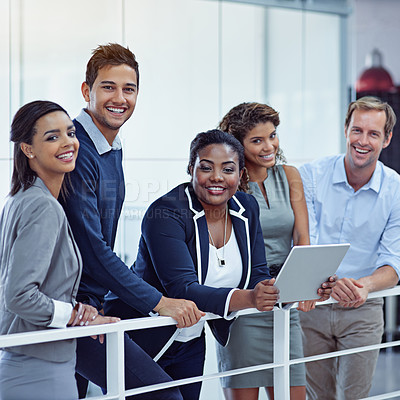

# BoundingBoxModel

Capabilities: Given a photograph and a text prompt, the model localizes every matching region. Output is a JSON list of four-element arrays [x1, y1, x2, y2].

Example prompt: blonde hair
[[345, 96, 396, 140]]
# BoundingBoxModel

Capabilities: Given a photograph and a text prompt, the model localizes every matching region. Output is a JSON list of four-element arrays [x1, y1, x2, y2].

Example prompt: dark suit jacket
[[104, 183, 271, 353]]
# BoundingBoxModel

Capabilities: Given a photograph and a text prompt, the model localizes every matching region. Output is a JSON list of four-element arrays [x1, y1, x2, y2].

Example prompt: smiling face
[[242, 121, 279, 172], [190, 143, 242, 211], [22, 111, 79, 183], [82, 63, 138, 143], [345, 109, 392, 174]]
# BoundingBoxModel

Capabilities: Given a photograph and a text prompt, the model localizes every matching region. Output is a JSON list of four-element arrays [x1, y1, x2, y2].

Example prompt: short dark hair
[[187, 129, 245, 174], [10, 100, 70, 196], [85, 43, 139, 89], [345, 96, 396, 140]]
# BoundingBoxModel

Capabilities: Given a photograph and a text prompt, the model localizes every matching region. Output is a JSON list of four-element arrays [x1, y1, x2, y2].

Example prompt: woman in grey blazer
[[0, 101, 119, 400]]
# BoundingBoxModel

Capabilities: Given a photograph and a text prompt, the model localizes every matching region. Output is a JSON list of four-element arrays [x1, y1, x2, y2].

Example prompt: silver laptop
[[274, 243, 350, 304]]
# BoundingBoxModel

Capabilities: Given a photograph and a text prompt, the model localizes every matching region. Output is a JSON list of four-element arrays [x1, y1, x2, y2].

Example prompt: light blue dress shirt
[[299, 154, 400, 280], [75, 109, 122, 154]]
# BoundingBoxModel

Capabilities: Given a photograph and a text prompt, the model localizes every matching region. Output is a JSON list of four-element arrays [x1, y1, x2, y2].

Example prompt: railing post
[[385, 296, 397, 353], [273, 308, 291, 399], [106, 330, 125, 400]]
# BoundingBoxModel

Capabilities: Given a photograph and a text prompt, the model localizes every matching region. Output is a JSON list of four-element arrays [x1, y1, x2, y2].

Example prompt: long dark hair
[[10, 100, 70, 196]]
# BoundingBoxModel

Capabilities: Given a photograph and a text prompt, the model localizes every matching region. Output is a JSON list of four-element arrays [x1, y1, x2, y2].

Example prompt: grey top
[[249, 165, 294, 269], [0, 178, 82, 362]]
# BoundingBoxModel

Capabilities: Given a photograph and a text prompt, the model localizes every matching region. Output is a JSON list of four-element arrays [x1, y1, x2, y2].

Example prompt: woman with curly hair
[[216, 102, 332, 400]]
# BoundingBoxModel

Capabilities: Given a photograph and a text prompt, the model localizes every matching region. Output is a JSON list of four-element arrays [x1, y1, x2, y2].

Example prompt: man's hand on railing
[[153, 297, 205, 328], [332, 265, 399, 308], [331, 277, 366, 308]]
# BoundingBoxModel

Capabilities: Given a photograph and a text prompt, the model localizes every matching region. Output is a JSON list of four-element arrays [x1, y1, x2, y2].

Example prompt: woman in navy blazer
[[104, 130, 279, 399]]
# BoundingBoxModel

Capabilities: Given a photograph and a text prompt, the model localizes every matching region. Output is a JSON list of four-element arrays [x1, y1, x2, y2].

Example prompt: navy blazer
[[105, 182, 271, 349]]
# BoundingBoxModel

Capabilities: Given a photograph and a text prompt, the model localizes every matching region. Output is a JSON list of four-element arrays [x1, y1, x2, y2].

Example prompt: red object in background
[[355, 48, 396, 93], [356, 67, 395, 92]]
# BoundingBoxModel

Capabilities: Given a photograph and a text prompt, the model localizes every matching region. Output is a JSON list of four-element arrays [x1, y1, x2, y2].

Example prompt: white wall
[[354, 0, 400, 85], [265, 8, 342, 165], [0, 0, 11, 208], [17, 0, 123, 115]]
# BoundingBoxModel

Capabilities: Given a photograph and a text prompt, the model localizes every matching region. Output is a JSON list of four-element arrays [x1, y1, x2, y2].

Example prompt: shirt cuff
[[223, 288, 239, 320], [48, 300, 73, 328]]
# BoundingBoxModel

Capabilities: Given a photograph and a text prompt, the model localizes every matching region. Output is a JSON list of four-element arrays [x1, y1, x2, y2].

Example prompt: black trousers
[[75, 334, 183, 399]]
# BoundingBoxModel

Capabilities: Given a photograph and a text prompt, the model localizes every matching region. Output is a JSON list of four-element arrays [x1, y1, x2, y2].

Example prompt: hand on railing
[[68, 303, 98, 327], [68, 303, 120, 343], [331, 277, 366, 308], [88, 314, 121, 344], [297, 300, 316, 312], [154, 296, 205, 328]]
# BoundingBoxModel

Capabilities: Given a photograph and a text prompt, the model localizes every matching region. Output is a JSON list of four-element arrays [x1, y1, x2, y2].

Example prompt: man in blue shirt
[[299, 96, 400, 400], [61, 43, 203, 399]]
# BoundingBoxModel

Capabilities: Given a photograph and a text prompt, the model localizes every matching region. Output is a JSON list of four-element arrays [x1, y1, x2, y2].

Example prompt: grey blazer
[[0, 178, 82, 362]]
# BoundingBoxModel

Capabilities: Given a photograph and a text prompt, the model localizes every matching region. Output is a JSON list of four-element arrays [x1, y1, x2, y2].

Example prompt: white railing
[[1, 287, 400, 400]]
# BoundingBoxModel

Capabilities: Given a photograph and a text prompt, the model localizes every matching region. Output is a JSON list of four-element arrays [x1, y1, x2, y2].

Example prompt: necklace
[[208, 206, 228, 267]]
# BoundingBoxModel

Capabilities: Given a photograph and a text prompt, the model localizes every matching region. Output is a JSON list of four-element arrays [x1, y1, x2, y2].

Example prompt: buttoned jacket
[[0, 178, 82, 362], [133, 183, 271, 346]]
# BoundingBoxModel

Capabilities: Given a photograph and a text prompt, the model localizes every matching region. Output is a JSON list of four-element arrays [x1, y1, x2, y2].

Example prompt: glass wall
[[1, 1, 11, 206], [2, 1, 348, 398], [265, 7, 342, 165]]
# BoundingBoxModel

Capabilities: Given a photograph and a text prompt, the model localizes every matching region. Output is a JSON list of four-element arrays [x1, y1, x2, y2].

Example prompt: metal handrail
[[1, 286, 400, 399]]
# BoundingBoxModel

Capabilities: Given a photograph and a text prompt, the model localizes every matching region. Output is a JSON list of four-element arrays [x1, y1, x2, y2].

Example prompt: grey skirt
[[216, 309, 305, 388], [0, 350, 78, 400]]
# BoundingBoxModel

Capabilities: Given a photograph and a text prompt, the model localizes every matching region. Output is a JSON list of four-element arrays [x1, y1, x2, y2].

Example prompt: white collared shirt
[[175, 227, 242, 342]]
